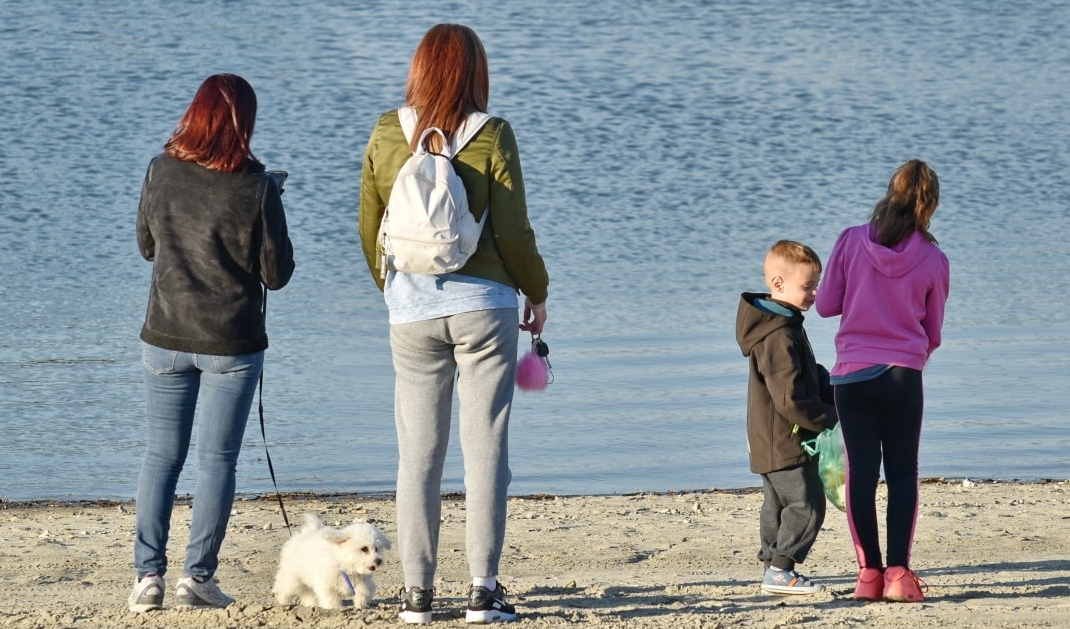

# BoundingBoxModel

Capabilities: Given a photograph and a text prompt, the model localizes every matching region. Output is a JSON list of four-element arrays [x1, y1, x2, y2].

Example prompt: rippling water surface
[[1, 0, 1068, 501]]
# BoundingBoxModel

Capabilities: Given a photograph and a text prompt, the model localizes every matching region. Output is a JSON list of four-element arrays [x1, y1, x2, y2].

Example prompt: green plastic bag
[[802, 423, 846, 512]]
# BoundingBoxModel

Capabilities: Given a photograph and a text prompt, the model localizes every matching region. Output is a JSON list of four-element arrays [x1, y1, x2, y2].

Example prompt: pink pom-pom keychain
[[516, 334, 553, 391]]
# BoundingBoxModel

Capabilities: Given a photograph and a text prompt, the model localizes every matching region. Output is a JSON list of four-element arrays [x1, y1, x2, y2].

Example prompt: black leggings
[[835, 366, 924, 569]]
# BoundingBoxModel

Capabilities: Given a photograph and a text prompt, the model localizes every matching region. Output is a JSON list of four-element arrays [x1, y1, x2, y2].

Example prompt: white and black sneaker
[[399, 586, 434, 624], [466, 583, 517, 623]]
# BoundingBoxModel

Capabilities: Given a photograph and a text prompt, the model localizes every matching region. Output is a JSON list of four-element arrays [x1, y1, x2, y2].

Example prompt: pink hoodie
[[816, 224, 950, 375]]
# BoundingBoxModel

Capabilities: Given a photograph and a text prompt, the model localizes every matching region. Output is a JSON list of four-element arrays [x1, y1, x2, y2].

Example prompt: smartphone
[[267, 170, 288, 191]]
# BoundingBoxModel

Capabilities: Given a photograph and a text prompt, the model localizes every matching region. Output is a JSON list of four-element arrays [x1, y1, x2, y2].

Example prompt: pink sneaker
[[883, 566, 928, 602], [854, 567, 884, 601]]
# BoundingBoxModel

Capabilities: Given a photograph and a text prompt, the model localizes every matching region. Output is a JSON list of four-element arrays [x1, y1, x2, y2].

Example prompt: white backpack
[[378, 107, 492, 278]]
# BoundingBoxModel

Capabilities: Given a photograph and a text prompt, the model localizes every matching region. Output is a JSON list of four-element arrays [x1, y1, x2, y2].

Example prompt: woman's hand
[[520, 299, 546, 335]]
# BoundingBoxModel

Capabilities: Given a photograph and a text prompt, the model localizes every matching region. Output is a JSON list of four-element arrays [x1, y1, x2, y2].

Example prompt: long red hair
[[165, 74, 261, 173], [405, 24, 490, 152]]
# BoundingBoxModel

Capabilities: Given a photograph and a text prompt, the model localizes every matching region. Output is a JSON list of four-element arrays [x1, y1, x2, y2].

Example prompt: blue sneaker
[[760, 567, 825, 595]]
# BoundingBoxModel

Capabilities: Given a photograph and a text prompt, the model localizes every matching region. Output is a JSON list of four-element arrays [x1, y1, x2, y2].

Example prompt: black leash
[[258, 287, 292, 533]]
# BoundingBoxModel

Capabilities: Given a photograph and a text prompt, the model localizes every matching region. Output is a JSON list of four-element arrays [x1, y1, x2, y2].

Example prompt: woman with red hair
[[359, 24, 549, 624], [129, 73, 294, 613]]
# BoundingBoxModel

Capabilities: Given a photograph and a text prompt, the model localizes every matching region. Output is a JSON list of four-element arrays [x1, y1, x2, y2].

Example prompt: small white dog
[[273, 513, 391, 609]]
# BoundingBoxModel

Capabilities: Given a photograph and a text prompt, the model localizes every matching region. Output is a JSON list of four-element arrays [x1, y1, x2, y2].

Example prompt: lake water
[[1, 0, 1068, 502]]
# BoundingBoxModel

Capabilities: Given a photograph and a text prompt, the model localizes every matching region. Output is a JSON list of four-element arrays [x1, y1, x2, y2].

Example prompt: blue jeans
[[133, 343, 263, 580]]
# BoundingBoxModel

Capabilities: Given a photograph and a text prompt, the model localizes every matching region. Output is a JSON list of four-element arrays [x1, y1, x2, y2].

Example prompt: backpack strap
[[449, 112, 493, 227], [397, 106, 492, 158], [449, 112, 492, 157], [398, 106, 419, 144]]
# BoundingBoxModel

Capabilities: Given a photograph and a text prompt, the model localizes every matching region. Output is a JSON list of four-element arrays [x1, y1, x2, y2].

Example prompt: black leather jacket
[[137, 154, 294, 355]]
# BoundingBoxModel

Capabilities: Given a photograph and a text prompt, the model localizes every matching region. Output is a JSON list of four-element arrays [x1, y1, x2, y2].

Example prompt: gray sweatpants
[[758, 460, 826, 571], [389, 308, 518, 589]]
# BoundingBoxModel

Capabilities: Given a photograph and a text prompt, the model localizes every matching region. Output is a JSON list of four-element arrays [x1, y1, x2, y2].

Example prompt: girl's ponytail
[[870, 160, 940, 247]]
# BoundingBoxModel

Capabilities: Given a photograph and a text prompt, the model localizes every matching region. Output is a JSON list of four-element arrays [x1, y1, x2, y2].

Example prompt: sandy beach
[[2, 479, 1068, 628]]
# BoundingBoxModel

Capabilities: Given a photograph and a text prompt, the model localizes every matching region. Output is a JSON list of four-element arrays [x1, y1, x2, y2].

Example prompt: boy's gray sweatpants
[[758, 459, 826, 570], [389, 308, 518, 589]]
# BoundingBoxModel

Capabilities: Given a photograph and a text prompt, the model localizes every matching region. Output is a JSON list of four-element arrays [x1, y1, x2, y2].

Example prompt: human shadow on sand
[[918, 559, 1070, 600], [515, 581, 846, 622], [511, 561, 1070, 623]]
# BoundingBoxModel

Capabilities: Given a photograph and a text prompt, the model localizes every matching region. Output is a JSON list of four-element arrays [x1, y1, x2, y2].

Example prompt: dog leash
[[259, 287, 292, 534], [341, 571, 356, 596]]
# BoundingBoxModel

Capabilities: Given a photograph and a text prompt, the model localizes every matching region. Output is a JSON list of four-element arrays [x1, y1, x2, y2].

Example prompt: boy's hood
[[736, 292, 802, 357]]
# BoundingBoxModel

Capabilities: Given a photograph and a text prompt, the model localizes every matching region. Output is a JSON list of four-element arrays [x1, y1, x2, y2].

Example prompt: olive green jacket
[[358, 110, 549, 305]]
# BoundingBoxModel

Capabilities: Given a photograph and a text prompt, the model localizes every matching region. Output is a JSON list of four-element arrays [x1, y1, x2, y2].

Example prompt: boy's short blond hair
[[764, 240, 822, 283]]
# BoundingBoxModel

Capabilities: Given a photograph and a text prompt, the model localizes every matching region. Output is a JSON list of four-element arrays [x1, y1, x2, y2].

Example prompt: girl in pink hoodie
[[816, 160, 950, 603]]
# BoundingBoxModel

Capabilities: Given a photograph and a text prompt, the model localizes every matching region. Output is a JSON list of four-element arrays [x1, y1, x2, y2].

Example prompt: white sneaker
[[174, 576, 235, 609], [128, 574, 164, 613]]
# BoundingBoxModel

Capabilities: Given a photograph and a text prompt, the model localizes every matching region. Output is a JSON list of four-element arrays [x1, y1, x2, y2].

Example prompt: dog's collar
[[340, 570, 356, 596]]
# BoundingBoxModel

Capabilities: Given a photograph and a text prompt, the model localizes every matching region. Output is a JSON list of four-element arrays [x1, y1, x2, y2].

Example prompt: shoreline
[[3, 478, 1069, 628], [3, 476, 1066, 510]]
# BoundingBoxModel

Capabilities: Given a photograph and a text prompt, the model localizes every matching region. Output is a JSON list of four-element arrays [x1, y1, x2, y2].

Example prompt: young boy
[[735, 240, 837, 595]]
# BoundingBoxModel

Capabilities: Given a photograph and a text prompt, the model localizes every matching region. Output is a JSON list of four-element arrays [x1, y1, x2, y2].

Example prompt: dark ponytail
[[869, 159, 940, 247]]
